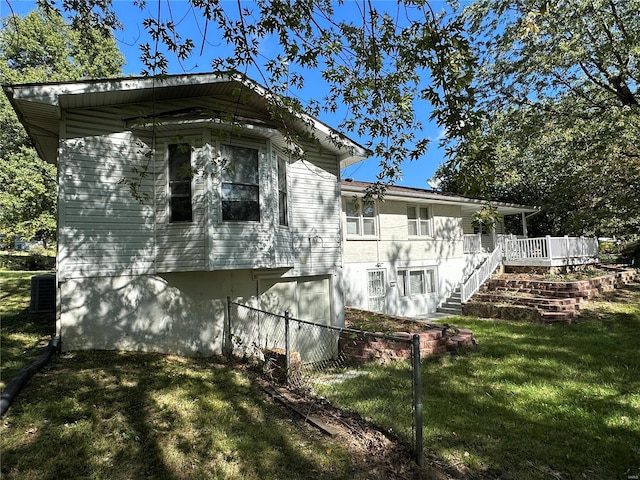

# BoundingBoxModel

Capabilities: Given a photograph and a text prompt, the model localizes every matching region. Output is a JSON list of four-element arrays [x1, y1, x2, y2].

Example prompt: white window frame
[[167, 142, 194, 224], [276, 153, 289, 227], [345, 197, 377, 237], [407, 204, 432, 237], [397, 268, 437, 297]]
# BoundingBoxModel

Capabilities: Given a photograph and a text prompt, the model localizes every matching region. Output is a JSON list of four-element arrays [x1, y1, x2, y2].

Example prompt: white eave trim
[[340, 185, 539, 213]]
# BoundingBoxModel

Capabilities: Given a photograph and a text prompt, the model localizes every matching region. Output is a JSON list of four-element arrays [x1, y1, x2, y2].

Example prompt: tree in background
[[0, 8, 124, 248], [437, 0, 640, 239], [22, 0, 476, 196]]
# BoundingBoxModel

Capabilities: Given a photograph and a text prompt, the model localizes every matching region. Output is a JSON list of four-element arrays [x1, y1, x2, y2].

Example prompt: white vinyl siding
[[289, 150, 341, 275], [58, 119, 156, 279], [59, 99, 343, 279], [208, 138, 280, 270], [155, 134, 206, 272]]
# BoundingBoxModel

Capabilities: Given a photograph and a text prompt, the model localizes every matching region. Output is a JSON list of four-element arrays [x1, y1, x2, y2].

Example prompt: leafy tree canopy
[[24, 0, 477, 193], [437, 0, 640, 239], [0, 7, 124, 247]]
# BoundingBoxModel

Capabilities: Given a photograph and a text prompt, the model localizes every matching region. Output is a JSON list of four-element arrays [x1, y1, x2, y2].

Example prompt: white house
[[4, 72, 368, 356], [340, 180, 542, 317]]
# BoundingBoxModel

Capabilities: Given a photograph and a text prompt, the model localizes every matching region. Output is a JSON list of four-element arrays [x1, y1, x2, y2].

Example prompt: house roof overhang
[[3, 72, 370, 167], [341, 180, 540, 215]]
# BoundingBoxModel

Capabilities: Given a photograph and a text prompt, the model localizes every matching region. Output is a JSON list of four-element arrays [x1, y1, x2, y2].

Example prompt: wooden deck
[[503, 236, 598, 267], [463, 235, 598, 267]]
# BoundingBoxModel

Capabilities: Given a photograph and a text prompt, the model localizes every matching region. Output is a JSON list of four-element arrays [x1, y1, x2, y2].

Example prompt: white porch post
[[522, 212, 528, 238]]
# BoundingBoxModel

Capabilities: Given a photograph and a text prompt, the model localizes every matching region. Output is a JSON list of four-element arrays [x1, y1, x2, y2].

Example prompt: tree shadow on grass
[[0, 351, 358, 480], [413, 282, 640, 479]]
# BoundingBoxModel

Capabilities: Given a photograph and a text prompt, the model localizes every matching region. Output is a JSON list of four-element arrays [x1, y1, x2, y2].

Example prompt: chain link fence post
[[412, 333, 423, 466], [225, 296, 232, 355], [284, 310, 291, 384]]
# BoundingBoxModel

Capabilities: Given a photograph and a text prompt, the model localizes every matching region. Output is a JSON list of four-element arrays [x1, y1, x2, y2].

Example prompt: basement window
[[397, 269, 436, 296]]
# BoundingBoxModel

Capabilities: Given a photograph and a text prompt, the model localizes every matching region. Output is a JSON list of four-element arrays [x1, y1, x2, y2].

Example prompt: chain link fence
[[225, 297, 424, 464]]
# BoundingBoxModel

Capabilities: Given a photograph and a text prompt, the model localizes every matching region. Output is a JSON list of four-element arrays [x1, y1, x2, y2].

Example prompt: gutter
[[0, 335, 60, 418], [341, 182, 539, 212]]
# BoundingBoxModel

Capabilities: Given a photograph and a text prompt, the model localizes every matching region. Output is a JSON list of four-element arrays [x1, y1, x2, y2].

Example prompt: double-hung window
[[221, 144, 260, 222], [345, 198, 376, 236], [277, 155, 288, 226], [397, 269, 436, 296], [407, 205, 431, 237], [168, 143, 193, 223]]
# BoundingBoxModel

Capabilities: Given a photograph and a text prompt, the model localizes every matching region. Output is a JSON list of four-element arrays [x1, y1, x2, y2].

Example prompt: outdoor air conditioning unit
[[29, 274, 56, 313]]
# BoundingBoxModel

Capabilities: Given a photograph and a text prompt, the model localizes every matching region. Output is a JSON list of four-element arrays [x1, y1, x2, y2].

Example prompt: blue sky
[[3, 0, 454, 188]]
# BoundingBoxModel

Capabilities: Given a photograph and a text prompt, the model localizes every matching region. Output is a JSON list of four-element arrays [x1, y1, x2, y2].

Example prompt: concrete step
[[437, 305, 462, 315]]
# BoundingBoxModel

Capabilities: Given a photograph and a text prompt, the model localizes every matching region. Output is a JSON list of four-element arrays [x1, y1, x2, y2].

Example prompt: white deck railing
[[463, 234, 483, 254], [461, 235, 599, 303], [504, 236, 598, 266], [461, 244, 503, 303]]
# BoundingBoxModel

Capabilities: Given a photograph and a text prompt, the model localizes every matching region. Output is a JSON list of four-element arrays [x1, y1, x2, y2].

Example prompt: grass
[[320, 281, 640, 479], [1, 351, 365, 480], [1, 271, 56, 389], [0, 271, 403, 480], [2, 271, 639, 479]]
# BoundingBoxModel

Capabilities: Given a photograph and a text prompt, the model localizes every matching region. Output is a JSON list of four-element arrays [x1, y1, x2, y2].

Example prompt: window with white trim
[[221, 144, 260, 222], [407, 205, 432, 237], [168, 143, 193, 223], [345, 198, 376, 236], [397, 268, 436, 296], [277, 155, 288, 226]]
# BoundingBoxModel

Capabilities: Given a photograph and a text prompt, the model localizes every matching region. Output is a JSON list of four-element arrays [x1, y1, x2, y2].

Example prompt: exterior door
[[258, 276, 333, 362], [367, 270, 386, 312], [297, 277, 331, 325]]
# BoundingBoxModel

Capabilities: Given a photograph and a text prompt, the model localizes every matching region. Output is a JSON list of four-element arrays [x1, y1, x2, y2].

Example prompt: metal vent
[[29, 274, 56, 313]]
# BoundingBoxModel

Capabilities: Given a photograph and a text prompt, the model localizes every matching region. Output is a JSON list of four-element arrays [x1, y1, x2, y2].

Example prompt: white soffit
[[4, 73, 369, 166]]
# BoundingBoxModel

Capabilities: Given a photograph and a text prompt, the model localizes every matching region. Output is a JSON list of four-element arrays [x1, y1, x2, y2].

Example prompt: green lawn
[[319, 281, 640, 479], [0, 271, 56, 389], [2, 271, 639, 479], [0, 272, 413, 480]]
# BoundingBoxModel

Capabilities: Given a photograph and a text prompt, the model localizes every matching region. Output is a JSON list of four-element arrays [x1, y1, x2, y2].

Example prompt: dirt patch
[[345, 308, 455, 335], [253, 374, 459, 480]]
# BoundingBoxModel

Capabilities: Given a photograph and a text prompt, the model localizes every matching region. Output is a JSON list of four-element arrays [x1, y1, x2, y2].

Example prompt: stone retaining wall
[[487, 268, 637, 300], [339, 327, 476, 365], [463, 267, 638, 323]]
